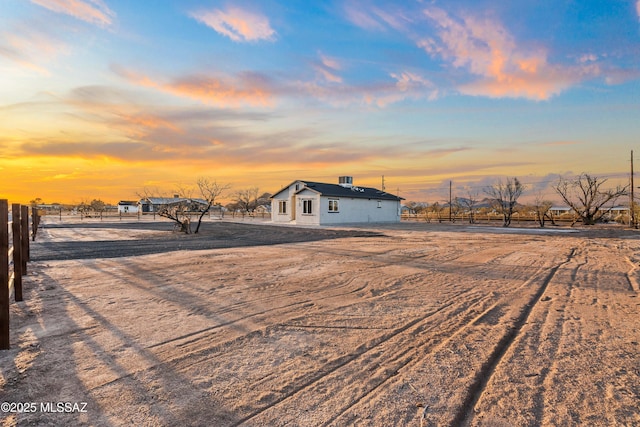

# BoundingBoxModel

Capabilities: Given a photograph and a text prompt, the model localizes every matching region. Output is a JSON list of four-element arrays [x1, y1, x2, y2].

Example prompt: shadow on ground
[[32, 222, 384, 261]]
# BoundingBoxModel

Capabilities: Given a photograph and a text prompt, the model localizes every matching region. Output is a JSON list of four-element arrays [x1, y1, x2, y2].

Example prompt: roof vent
[[338, 176, 353, 188]]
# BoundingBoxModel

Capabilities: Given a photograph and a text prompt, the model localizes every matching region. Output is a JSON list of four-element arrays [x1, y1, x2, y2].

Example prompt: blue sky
[[1, 0, 639, 204]]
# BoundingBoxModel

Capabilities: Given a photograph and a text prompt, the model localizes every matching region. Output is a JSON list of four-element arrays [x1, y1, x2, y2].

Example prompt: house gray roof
[[294, 181, 403, 201]]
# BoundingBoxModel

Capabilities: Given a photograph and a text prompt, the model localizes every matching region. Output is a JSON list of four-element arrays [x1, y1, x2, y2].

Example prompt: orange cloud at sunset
[[420, 7, 599, 100], [112, 66, 275, 108]]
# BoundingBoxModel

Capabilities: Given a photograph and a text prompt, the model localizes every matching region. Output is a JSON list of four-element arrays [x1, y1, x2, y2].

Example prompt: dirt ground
[[1, 218, 639, 426]]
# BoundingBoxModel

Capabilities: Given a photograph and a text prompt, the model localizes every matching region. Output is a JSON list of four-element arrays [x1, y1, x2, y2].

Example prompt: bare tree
[[404, 201, 421, 215], [554, 173, 628, 225], [449, 198, 463, 222], [485, 177, 525, 227], [458, 189, 480, 224], [531, 193, 554, 228], [235, 187, 260, 214], [90, 199, 106, 215], [257, 192, 273, 213], [156, 199, 196, 233], [429, 202, 444, 223], [193, 178, 231, 234], [138, 183, 217, 234], [404, 201, 428, 217]]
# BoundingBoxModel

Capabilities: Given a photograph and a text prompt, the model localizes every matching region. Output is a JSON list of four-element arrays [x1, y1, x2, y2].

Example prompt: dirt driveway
[[1, 219, 639, 426]]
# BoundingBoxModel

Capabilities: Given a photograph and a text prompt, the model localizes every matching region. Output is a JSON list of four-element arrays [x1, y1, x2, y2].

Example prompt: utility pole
[[382, 175, 385, 192], [631, 150, 635, 228]]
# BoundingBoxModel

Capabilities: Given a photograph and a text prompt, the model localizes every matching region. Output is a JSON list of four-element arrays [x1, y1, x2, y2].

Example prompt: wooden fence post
[[11, 204, 23, 302], [1, 200, 9, 349], [32, 208, 39, 241], [21, 205, 29, 272]]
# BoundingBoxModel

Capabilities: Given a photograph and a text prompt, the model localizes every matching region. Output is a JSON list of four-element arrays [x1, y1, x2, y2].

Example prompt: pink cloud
[[313, 54, 343, 83], [113, 66, 274, 107], [189, 6, 275, 42], [420, 8, 599, 100], [30, 0, 115, 27], [637, 1, 640, 20]]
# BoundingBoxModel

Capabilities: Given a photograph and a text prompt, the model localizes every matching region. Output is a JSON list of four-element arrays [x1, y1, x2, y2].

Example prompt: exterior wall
[[118, 204, 139, 213], [271, 192, 291, 223], [271, 181, 306, 223], [294, 189, 321, 225], [318, 197, 400, 224]]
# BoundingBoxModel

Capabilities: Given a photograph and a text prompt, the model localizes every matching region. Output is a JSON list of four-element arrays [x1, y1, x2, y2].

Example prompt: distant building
[[117, 201, 139, 214], [271, 176, 403, 225], [139, 196, 209, 213]]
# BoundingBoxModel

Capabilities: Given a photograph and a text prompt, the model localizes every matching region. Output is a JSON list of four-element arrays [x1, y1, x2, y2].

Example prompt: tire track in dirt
[[175, 275, 492, 368], [466, 242, 588, 426], [230, 287, 497, 427], [145, 266, 388, 353], [78, 252, 435, 394], [233, 259, 554, 426], [537, 241, 638, 426], [321, 256, 562, 426], [528, 245, 587, 425], [318, 296, 516, 427], [83, 254, 375, 350], [452, 246, 578, 426]]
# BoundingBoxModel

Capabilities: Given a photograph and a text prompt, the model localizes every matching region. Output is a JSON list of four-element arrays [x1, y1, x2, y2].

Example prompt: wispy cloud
[[420, 7, 599, 100], [6, 82, 455, 171], [113, 60, 438, 110], [30, 0, 115, 27], [189, 6, 275, 42], [367, 71, 438, 106], [343, 0, 412, 31], [637, 1, 640, 21], [312, 53, 343, 83], [0, 24, 68, 74], [301, 49, 438, 107], [112, 65, 275, 107]]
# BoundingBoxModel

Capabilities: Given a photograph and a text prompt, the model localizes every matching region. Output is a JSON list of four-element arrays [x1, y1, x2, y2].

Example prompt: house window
[[278, 200, 287, 214], [303, 199, 312, 214], [328, 199, 339, 212], [377, 200, 382, 208]]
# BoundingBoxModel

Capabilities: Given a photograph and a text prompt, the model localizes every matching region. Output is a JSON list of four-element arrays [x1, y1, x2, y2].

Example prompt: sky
[[1, 0, 640, 205]]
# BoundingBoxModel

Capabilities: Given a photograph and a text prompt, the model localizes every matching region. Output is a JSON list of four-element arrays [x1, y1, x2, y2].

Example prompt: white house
[[271, 176, 403, 225], [117, 201, 140, 214]]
